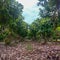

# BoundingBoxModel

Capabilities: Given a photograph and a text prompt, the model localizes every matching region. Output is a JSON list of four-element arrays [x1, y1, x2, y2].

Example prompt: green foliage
[[0, 29, 9, 41], [10, 19, 28, 38], [56, 27, 60, 32], [28, 17, 54, 42], [55, 27, 60, 39], [36, 0, 60, 43], [0, 0, 24, 42], [0, 0, 60, 44]]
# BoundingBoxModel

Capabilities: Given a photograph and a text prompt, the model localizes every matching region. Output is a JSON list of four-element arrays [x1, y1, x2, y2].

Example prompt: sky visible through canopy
[[16, 0, 40, 24]]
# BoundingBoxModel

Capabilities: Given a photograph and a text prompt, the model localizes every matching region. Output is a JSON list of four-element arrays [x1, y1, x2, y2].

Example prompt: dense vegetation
[[0, 0, 60, 45]]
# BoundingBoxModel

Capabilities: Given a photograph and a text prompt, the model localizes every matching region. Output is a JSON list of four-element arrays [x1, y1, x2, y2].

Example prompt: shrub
[[0, 34, 4, 41], [0, 30, 9, 42]]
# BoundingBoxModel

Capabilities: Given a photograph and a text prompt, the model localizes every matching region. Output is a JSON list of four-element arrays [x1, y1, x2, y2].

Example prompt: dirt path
[[0, 42, 60, 60]]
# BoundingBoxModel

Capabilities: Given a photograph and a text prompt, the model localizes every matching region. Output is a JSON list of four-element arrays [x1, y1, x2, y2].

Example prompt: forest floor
[[0, 41, 60, 60]]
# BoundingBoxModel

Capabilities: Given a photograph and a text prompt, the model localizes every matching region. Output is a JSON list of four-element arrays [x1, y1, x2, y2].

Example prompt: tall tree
[[0, 0, 23, 40], [37, 0, 60, 43]]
